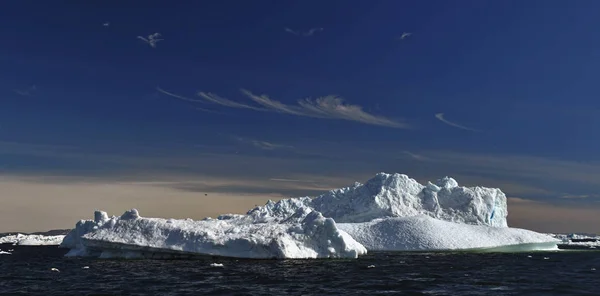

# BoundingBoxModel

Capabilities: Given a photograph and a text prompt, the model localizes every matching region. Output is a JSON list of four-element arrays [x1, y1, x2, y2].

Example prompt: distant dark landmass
[[0, 229, 71, 238]]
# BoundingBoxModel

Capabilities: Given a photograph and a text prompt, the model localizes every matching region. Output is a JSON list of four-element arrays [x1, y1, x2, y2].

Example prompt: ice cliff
[[249, 173, 508, 227]]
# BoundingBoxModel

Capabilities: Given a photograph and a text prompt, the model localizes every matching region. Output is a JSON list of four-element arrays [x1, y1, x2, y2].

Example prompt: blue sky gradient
[[1, 1, 600, 231]]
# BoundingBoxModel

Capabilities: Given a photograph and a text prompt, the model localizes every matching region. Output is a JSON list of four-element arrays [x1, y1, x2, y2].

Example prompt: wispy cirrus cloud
[[198, 91, 266, 111], [270, 178, 316, 183], [284, 27, 323, 37], [156, 87, 205, 103], [14, 85, 37, 97], [156, 87, 224, 114], [251, 140, 293, 150], [158, 86, 408, 128], [560, 194, 600, 199], [197, 89, 409, 128], [232, 136, 294, 151], [137, 33, 163, 48], [435, 113, 479, 132], [400, 150, 428, 161]]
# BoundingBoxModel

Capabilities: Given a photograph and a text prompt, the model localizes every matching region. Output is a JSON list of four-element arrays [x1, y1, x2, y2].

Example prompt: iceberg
[[61, 172, 559, 259], [60, 208, 366, 259], [551, 233, 600, 250], [0, 233, 66, 246]]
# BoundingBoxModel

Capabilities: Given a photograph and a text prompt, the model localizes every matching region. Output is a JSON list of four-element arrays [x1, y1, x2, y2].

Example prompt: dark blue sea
[[1, 245, 598, 295]]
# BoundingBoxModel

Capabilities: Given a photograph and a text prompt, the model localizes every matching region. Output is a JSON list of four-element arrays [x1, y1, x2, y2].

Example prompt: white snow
[[60, 172, 560, 259], [249, 173, 508, 227], [61, 208, 366, 259], [337, 215, 558, 252], [0, 250, 11, 255], [0, 234, 65, 246]]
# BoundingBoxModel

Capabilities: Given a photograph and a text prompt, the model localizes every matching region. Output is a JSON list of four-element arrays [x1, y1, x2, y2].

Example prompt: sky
[[1, 0, 600, 233]]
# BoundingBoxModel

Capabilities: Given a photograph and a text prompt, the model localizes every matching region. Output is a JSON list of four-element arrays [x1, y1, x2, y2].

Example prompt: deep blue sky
[[1, 1, 600, 204]]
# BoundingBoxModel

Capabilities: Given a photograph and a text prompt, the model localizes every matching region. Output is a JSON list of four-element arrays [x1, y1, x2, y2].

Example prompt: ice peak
[[435, 176, 459, 189], [94, 210, 109, 223], [120, 209, 140, 220]]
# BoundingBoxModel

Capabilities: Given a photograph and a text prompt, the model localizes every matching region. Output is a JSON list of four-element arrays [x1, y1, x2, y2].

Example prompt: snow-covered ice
[[61, 208, 366, 259], [247, 173, 557, 252], [0, 234, 65, 246], [337, 215, 558, 252], [249, 173, 507, 227], [60, 172, 560, 259], [0, 250, 11, 255]]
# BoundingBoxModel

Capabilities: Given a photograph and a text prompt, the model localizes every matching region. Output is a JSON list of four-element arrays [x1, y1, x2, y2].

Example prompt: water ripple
[[1, 249, 598, 295]]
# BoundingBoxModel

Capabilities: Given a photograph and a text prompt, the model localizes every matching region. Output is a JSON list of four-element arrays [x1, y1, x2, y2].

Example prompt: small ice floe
[[8, 249, 14, 252], [210, 263, 224, 267], [367, 265, 376, 269], [543, 257, 550, 260], [527, 255, 532, 258], [50, 268, 60, 272], [591, 268, 596, 271], [0, 251, 12, 255], [82, 266, 90, 269]]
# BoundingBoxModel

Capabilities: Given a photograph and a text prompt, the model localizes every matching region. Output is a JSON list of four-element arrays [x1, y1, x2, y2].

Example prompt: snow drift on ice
[[337, 215, 558, 252]]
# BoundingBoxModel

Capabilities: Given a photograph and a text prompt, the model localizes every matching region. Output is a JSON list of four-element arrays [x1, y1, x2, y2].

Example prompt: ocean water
[[1, 246, 599, 295]]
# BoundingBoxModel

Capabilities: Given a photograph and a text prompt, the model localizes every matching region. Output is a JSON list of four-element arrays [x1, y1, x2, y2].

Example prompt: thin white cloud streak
[[284, 27, 323, 37], [401, 150, 428, 161], [194, 89, 409, 128], [159, 86, 408, 128], [435, 113, 479, 132], [156, 87, 205, 103], [198, 91, 266, 111], [14, 85, 36, 97], [137, 33, 163, 48], [398, 32, 412, 40], [270, 178, 316, 183], [560, 194, 597, 199], [251, 140, 293, 150], [232, 136, 293, 151], [244, 89, 409, 128], [155, 87, 225, 114]]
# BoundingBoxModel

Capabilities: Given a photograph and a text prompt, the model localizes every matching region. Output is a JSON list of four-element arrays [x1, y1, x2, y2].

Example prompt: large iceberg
[[61, 208, 366, 259], [61, 172, 559, 259]]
